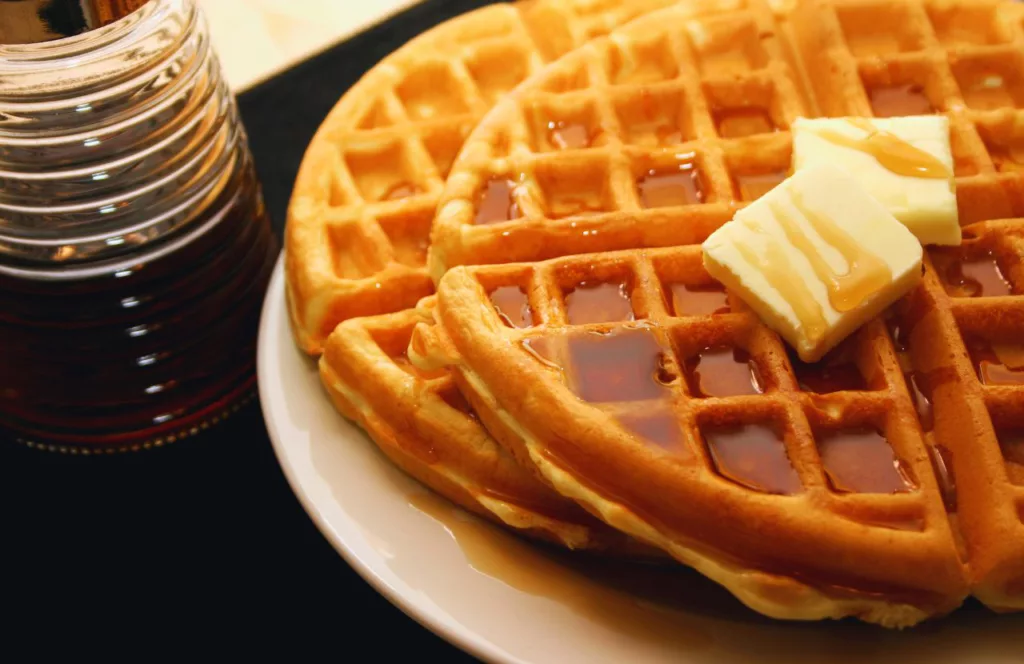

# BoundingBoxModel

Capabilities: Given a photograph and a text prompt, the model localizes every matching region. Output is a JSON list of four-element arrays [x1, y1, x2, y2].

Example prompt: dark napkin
[[2, 1, 500, 655]]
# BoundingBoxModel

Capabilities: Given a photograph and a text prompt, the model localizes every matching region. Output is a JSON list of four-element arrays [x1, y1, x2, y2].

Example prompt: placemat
[[3, 1, 497, 653]]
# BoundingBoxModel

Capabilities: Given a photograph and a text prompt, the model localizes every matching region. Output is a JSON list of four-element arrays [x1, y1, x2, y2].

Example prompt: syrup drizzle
[[772, 188, 892, 312], [735, 228, 828, 345], [817, 427, 914, 494], [809, 118, 949, 179]]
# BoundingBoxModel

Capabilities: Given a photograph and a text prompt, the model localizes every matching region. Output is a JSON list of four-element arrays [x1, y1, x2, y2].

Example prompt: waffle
[[285, 0, 679, 354], [415, 247, 975, 626], [319, 302, 648, 552], [411, 0, 1024, 623], [428, 0, 1024, 277]]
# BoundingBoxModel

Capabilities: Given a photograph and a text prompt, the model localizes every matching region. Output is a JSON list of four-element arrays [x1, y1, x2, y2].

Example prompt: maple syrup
[[905, 371, 935, 431], [867, 83, 934, 117], [616, 411, 688, 456], [684, 347, 763, 398], [996, 428, 1024, 485], [789, 346, 866, 393], [810, 119, 950, 179], [703, 423, 802, 494], [927, 444, 958, 511], [713, 107, 776, 138], [437, 383, 477, 418], [539, 328, 674, 403], [475, 178, 520, 225], [781, 189, 892, 312], [407, 491, 714, 652], [966, 336, 1024, 385], [637, 162, 705, 208], [735, 170, 786, 201], [932, 251, 1012, 298], [0, 168, 276, 447], [667, 282, 730, 316], [491, 286, 533, 328], [817, 427, 914, 494], [564, 281, 634, 324], [0, 1, 276, 449], [548, 121, 593, 150]]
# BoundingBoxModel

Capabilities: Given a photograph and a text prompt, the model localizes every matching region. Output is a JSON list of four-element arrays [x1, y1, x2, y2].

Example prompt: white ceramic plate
[[258, 257, 1022, 664]]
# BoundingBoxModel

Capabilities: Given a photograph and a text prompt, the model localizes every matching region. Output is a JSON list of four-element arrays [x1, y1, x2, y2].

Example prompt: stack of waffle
[[285, 0, 1024, 627]]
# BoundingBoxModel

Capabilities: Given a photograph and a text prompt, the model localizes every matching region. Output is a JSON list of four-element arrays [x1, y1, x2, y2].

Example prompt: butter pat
[[702, 165, 922, 362], [792, 116, 960, 246]]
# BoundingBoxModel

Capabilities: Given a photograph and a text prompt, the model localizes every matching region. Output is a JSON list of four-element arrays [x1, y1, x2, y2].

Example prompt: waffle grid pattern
[[431, 0, 813, 277], [286, 0, 678, 352], [461, 246, 955, 539], [430, 0, 1024, 279]]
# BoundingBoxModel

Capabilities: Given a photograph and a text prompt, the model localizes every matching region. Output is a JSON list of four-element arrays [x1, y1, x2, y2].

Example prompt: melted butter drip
[[735, 226, 829, 345], [773, 189, 892, 313], [810, 119, 949, 179]]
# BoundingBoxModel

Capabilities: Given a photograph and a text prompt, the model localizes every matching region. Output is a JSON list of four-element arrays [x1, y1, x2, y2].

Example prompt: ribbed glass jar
[[0, 0, 277, 451]]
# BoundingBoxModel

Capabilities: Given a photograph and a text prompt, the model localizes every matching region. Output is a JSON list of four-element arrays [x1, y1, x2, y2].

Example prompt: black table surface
[[3, 1, 496, 654]]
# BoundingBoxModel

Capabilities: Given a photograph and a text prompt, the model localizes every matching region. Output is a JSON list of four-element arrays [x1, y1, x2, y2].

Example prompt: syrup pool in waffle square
[[694, 403, 804, 495], [523, 94, 610, 152], [929, 222, 1024, 298]]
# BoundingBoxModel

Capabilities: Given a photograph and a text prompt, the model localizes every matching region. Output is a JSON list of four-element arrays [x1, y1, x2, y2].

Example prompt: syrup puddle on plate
[[408, 490, 714, 652]]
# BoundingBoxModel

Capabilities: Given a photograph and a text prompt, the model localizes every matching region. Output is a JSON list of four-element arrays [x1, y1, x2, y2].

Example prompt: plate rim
[[256, 256, 514, 664]]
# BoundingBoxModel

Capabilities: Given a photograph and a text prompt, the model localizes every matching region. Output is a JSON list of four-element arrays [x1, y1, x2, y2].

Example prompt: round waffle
[[415, 0, 1024, 624], [285, 0, 678, 355]]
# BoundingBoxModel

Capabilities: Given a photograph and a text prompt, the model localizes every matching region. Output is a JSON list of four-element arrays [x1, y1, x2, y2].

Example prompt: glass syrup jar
[[0, 0, 277, 452]]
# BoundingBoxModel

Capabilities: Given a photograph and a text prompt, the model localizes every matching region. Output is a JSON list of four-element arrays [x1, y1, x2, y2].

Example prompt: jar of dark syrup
[[0, 0, 277, 451]]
